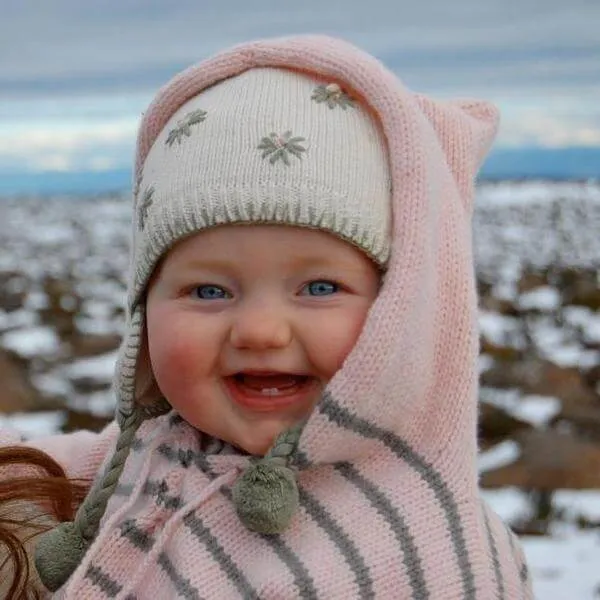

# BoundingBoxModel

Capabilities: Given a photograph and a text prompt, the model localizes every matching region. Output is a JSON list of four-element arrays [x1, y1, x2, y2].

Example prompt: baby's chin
[[230, 422, 297, 457]]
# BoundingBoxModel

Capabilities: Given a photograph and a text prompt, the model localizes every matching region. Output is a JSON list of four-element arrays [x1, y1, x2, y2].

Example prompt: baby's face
[[146, 225, 380, 455]]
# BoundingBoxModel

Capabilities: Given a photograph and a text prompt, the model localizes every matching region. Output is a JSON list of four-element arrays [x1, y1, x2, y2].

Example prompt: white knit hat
[[129, 67, 391, 309]]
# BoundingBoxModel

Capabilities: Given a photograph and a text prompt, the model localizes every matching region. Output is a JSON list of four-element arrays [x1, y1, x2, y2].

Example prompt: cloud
[[0, 0, 598, 174], [2, 0, 598, 96], [0, 115, 138, 172], [496, 93, 600, 147]]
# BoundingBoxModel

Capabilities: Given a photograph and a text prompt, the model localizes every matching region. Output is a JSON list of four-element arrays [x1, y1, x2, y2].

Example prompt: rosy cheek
[[316, 308, 370, 377], [148, 320, 192, 380]]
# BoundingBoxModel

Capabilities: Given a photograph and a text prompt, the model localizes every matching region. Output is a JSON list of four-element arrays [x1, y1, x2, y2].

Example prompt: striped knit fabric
[[20, 35, 533, 598]]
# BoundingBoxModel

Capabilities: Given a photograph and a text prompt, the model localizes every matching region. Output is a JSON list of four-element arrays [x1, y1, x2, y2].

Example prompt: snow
[[67, 389, 116, 416], [479, 440, 521, 472], [515, 395, 562, 426], [483, 489, 532, 523], [1, 325, 61, 358], [64, 351, 119, 380], [478, 310, 525, 348], [484, 489, 600, 598], [554, 490, 600, 522], [522, 528, 600, 599], [481, 389, 561, 428], [0, 307, 36, 331], [0, 411, 66, 438], [1, 182, 600, 597], [518, 286, 561, 312]]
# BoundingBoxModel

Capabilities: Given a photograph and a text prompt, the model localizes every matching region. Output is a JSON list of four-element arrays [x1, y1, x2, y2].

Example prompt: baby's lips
[[236, 373, 309, 391]]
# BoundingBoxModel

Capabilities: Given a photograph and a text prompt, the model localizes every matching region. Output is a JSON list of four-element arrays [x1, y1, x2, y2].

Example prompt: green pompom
[[34, 521, 89, 592], [232, 461, 299, 534]]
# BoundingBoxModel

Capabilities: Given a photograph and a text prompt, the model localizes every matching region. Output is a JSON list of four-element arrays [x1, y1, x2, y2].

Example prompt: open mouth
[[224, 371, 317, 411]]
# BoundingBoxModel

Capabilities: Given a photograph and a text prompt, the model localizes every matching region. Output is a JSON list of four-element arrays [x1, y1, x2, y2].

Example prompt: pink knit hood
[[33, 35, 532, 599], [128, 34, 495, 465]]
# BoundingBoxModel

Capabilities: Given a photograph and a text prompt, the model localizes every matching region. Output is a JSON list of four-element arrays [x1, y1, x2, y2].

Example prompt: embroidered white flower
[[312, 83, 354, 110], [166, 109, 208, 146], [257, 131, 307, 165]]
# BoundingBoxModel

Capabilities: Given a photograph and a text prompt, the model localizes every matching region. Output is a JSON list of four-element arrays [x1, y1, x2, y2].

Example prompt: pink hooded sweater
[[5, 36, 532, 599]]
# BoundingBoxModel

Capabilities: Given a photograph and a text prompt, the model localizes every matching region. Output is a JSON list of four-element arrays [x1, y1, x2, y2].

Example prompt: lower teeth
[[260, 388, 282, 396]]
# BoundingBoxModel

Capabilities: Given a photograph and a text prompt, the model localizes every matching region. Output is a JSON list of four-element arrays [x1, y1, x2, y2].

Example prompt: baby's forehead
[[156, 224, 380, 277]]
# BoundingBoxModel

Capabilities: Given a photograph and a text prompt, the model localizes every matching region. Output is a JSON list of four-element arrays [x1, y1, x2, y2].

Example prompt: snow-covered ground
[[2, 180, 600, 598]]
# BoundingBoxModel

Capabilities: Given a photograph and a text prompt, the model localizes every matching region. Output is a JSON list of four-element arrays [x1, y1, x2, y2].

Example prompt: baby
[[6, 35, 532, 598]]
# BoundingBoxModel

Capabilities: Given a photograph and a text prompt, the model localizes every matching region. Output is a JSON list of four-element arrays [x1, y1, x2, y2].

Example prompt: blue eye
[[303, 280, 339, 297], [192, 285, 230, 300]]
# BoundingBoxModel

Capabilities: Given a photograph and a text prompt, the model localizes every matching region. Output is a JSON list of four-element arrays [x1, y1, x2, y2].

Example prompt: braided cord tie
[[34, 409, 147, 592], [232, 421, 305, 534]]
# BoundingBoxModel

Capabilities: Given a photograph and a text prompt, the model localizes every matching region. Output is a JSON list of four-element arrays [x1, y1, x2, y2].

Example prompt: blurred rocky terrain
[[1, 181, 599, 548]]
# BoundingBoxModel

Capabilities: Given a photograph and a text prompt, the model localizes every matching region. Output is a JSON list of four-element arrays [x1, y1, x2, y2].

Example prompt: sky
[[1, 0, 599, 189]]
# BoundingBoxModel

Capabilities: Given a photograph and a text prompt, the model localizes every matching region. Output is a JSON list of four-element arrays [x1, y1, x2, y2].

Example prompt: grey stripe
[[192, 451, 319, 599], [159, 443, 200, 469], [119, 516, 203, 599], [257, 533, 319, 600], [115, 479, 184, 509], [131, 436, 145, 451], [114, 480, 183, 510], [506, 527, 529, 589], [483, 507, 505, 599], [319, 393, 476, 599], [144, 479, 184, 510], [158, 441, 240, 465], [520, 562, 529, 587], [158, 551, 203, 600], [85, 564, 122, 597], [182, 512, 261, 600], [335, 461, 429, 599], [120, 519, 154, 552], [298, 486, 375, 599]]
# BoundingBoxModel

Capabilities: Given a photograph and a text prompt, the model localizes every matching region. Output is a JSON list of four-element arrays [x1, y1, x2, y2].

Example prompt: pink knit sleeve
[[24, 421, 119, 481]]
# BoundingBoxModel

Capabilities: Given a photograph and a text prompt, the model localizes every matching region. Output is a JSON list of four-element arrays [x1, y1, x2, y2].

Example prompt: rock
[[584, 364, 600, 388], [483, 358, 599, 407], [476, 277, 493, 298], [0, 349, 44, 413], [480, 338, 521, 362], [479, 294, 520, 317], [39, 275, 82, 339], [560, 268, 600, 310], [480, 429, 600, 490], [571, 288, 600, 311], [482, 359, 600, 437], [61, 409, 112, 433], [478, 402, 531, 448], [517, 270, 547, 294], [0, 271, 29, 312], [480, 355, 547, 390], [527, 364, 598, 407], [70, 376, 111, 395], [551, 403, 600, 443], [69, 333, 122, 358]]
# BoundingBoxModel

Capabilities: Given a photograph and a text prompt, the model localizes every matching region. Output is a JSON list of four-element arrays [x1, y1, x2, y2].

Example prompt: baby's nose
[[229, 306, 293, 350]]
